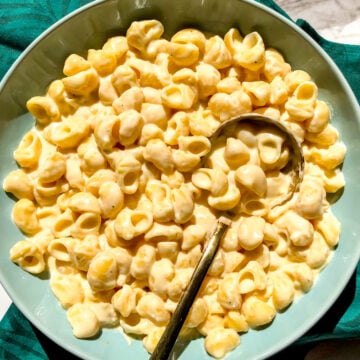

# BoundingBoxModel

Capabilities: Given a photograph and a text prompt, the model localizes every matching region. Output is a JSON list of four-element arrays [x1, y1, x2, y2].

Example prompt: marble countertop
[[276, 0, 360, 44]]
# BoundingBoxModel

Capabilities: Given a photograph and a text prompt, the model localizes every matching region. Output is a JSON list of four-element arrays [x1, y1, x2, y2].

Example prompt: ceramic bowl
[[1, 1, 359, 359]]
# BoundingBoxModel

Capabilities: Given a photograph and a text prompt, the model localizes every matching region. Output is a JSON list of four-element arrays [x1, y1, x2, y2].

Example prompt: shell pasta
[[3, 20, 346, 359]]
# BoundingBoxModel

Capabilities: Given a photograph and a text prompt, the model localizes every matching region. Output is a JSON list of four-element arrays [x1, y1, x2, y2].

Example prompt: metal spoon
[[150, 113, 304, 360]]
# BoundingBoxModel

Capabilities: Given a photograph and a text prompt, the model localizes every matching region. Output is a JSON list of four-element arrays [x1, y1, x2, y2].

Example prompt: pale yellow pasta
[[126, 20, 164, 52], [182, 224, 206, 251], [38, 152, 66, 182], [26, 96, 61, 126], [115, 153, 142, 194], [4, 20, 347, 360], [127, 57, 170, 89], [196, 63, 221, 99], [305, 100, 330, 133], [306, 231, 330, 269], [157, 241, 179, 262], [13, 130, 42, 168], [143, 138, 174, 173], [12, 198, 40, 235], [111, 64, 138, 95], [270, 271, 295, 311], [161, 83, 196, 110], [87, 250, 118, 292], [144, 221, 183, 242], [295, 176, 326, 219], [87, 301, 119, 327], [50, 274, 84, 309], [224, 310, 249, 333], [217, 273, 242, 309], [98, 181, 124, 219], [241, 295, 276, 328], [242, 81, 270, 107], [145, 179, 173, 222], [283, 262, 314, 293], [224, 28, 243, 55], [63, 53, 90, 76], [114, 208, 153, 241], [139, 123, 164, 146], [102, 35, 129, 60], [143, 38, 169, 60], [237, 216, 265, 251], [205, 328, 240, 359], [130, 243, 156, 280], [67, 303, 100, 338], [285, 81, 318, 121], [277, 210, 315, 247], [69, 236, 100, 271], [117, 109, 144, 146], [313, 210, 341, 248], [204, 35, 232, 69], [143, 327, 166, 354], [163, 111, 189, 145], [262, 48, 291, 81], [171, 185, 195, 224], [119, 314, 154, 336], [172, 148, 201, 172], [238, 260, 267, 294], [44, 116, 90, 149], [68, 191, 101, 214], [235, 164, 267, 197], [208, 90, 252, 122], [112, 86, 144, 113], [50, 208, 75, 237], [284, 69, 312, 94], [257, 129, 286, 167], [62, 67, 99, 96], [149, 258, 175, 297], [3, 169, 34, 200], [47, 237, 74, 262], [192, 167, 228, 196], [307, 142, 347, 170], [233, 32, 265, 71], [169, 41, 199, 67], [223, 137, 250, 168], [189, 109, 220, 137], [112, 284, 136, 317], [87, 49, 117, 76], [141, 102, 169, 129], [178, 135, 211, 157], [208, 174, 241, 211], [269, 76, 288, 105], [98, 76, 120, 105], [171, 28, 206, 53], [9, 240, 45, 274], [137, 292, 170, 325], [71, 212, 102, 239], [93, 114, 119, 151]]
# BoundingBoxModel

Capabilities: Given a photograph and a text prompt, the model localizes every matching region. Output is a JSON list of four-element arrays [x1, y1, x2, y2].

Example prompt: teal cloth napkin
[[1, 0, 359, 359]]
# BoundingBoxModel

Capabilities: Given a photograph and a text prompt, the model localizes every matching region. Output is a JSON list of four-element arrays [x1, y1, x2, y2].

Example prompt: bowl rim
[[0, 1, 359, 359]]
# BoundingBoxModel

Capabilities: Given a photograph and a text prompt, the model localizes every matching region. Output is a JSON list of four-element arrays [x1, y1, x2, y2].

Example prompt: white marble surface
[[276, 0, 360, 44], [0, 0, 359, 323]]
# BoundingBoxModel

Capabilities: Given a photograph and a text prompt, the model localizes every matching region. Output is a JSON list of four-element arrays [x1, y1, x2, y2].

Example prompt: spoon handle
[[149, 217, 231, 360]]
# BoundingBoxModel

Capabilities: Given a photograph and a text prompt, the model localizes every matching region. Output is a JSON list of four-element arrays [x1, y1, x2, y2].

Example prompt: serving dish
[[0, 0, 359, 359]]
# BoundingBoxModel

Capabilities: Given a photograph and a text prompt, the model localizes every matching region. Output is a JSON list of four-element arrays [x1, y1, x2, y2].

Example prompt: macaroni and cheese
[[3, 20, 346, 358]]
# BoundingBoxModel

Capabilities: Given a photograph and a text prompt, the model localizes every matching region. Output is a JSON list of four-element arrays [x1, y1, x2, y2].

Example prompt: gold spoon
[[150, 113, 304, 360]]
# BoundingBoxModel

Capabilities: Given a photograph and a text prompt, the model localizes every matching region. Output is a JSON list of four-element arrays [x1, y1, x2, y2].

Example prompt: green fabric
[[0, 0, 359, 359]]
